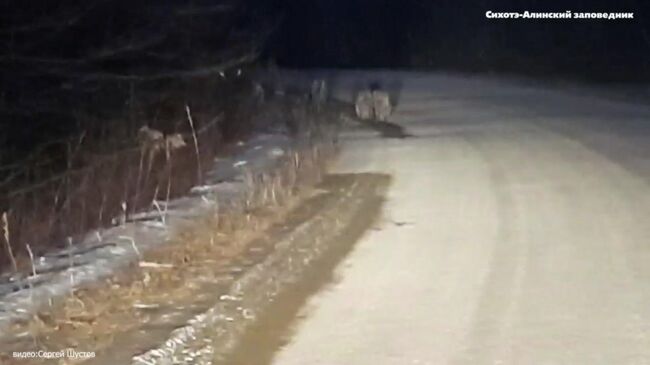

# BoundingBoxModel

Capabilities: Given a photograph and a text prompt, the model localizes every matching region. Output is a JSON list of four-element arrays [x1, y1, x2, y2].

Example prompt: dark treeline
[[1, 0, 648, 160], [0, 0, 278, 167], [266, 0, 650, 82]]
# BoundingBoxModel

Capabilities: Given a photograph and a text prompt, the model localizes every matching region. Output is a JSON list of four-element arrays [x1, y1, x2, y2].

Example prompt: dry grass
[[0, 135, 338, 364], [6, 210, 274, 357], [0, 77, 312, 274]]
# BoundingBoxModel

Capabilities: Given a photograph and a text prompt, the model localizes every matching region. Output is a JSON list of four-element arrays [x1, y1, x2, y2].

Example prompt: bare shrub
[[0, 82, 259, 271]]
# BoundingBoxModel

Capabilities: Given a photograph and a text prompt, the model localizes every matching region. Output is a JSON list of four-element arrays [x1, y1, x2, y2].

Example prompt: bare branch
[[0, 1, 104, 34], [74, 49, 260, 82]]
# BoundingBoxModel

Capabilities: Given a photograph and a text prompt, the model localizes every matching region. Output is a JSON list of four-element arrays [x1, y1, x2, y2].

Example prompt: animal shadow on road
[[357, 119, 413, 139]]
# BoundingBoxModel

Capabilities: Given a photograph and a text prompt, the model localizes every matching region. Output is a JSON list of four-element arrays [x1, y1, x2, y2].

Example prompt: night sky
[[266, 0, 650, 82]]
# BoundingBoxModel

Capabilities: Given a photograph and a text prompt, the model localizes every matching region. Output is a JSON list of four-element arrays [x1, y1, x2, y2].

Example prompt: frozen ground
[[0, 134, 294, 335], [270, 71, 650, 364]]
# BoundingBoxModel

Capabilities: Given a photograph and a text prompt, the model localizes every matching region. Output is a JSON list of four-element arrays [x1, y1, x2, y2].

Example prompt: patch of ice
[[268, 147, 285, 157]]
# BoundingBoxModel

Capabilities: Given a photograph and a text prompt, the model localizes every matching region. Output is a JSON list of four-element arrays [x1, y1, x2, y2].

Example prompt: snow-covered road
[[270, 71, 650, 365]]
